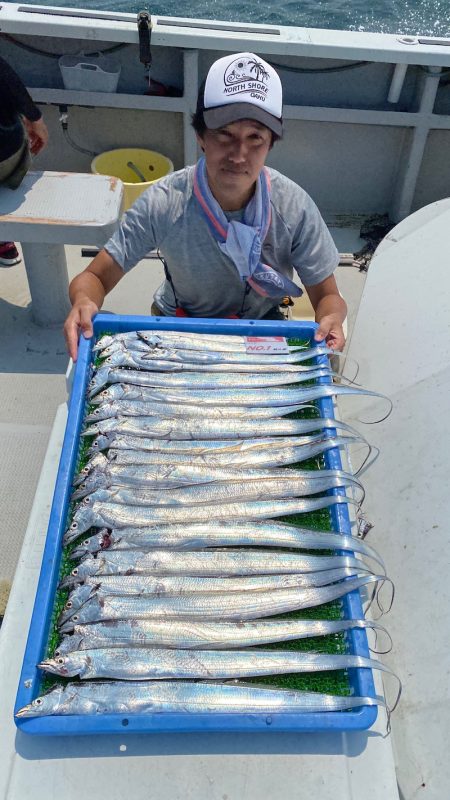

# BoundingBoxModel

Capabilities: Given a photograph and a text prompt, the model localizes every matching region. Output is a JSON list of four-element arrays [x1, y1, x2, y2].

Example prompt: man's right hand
[[63, 251, 125, 361], [63, 299, 99, 362]]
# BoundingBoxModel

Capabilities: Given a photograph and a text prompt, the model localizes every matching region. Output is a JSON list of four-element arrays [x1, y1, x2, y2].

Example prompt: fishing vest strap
[[157, 249, 240, 319]]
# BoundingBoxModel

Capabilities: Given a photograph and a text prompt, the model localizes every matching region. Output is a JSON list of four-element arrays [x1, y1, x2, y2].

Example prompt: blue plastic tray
[[15, 313, 377, 735]]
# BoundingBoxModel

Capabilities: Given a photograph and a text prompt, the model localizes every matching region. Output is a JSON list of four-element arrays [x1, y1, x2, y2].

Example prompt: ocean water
[[17, 0, 450, 37]]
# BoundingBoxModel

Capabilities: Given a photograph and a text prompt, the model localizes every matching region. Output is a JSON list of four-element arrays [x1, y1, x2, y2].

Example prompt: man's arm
[[0, 56, 41, 121], [63, 249, 124, 361], [304, 274, 347, 351], [0, 56, 49, 155]]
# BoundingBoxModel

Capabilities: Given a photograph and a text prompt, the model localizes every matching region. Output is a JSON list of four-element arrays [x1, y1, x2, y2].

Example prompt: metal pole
[[387, 63, 408, 104], [390, 66, 442, 222], [183, 49, 199, 166]]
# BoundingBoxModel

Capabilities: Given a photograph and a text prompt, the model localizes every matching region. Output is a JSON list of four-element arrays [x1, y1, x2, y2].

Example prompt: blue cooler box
[[15, 314, 378, 735]]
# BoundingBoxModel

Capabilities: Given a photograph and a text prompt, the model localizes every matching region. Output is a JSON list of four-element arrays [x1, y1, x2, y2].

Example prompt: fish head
[[137, 331, 162, 348], [86, 434, 114, 455], [93, 335, 114, 352], [90, 386, 116, 405], [85, 405, 113, 423], [58, 573, 80, 591], [58, 595, 101, 632], [63, 501, 97, 543], [81, 488, 111, 505], [88, 365, 111, 399], [81, 418, 117, 438], [38, 653, 84, 678], [59, 551, 105, 591], [71, 470, 109, 502], [103, 353, 119, 368], [74, 453, 109, 485], [70, 530, 109, 558], [58, 584, 97, 625], [97, 341, 121, 358], [57, 607, 82, 632], [54, 633, 84, 657], [72, 463, 93, 488], [71, 480, 95, 502], [16, 685, 65, 717], [58, 565, 83, 591]]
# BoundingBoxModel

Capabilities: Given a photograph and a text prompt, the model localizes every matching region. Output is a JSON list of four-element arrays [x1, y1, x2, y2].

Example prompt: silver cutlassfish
[[81, 414, 358, 440], [54, 617, 391, 653], [58, 574, 381, 627], [65, 494, 352, 538], [88, 366, 334, 397], [16, 680, 385, 717], [71, 464, 363, 502], [39, 647, 397, 684], [60, 552, 368, 586], [68, 520, 384, 569]]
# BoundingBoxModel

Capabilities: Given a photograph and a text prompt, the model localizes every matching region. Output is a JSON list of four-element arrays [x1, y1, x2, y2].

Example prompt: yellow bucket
[[91, 147, 174, 210]]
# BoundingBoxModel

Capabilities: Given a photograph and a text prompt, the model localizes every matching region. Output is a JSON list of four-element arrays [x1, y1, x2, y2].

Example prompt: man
[[0, 55, 49, 265], [64, 52, 346, 361]]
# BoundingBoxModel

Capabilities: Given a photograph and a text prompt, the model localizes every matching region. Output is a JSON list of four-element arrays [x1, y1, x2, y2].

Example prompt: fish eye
[[71, 523, 77, 531], [72, 569, 79, 576], [57, 658, 64, 664], [35, 698, 43, 705], [66, 601, 73, 609]]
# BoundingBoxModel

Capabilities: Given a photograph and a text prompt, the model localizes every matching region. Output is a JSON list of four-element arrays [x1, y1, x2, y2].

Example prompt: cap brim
[[203, 102, 283, 137]]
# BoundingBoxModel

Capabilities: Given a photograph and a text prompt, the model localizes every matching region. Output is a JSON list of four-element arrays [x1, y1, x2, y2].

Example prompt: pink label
[[244, 336, 289, 354]]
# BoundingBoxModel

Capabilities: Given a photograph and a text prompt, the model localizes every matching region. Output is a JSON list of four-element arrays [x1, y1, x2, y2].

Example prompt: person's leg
[[0, 138, 32, 267]]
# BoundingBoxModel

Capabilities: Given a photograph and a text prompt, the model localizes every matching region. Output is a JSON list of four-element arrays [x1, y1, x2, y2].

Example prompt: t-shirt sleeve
[[290, 193, 339, 287], [104, 182, 170, 272], [0, 56, 42, 121]]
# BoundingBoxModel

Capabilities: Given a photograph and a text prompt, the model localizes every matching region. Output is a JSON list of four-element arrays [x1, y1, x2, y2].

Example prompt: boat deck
[[1, 202, 449, 796]]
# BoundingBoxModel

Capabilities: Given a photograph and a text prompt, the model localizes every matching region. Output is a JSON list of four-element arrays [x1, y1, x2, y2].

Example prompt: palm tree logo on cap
[[224, 56, 270, 86]]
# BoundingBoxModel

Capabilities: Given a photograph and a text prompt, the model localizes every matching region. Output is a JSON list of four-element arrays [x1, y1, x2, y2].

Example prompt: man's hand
[[63, 251, 124, 361], [24, 117, 49, 155], [305, 275, 347, 353], [63, 299, 99, 362], [314, 315, 346, 351]]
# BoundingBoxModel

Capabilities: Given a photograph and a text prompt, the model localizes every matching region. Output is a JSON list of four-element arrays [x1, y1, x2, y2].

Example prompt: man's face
[[197, 119, 272, 206]]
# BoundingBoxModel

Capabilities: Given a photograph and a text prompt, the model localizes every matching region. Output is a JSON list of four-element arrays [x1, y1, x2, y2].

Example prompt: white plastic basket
[[59, 52, 121, 93]]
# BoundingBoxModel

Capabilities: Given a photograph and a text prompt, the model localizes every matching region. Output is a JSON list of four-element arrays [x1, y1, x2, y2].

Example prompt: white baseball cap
[[200, 52, 283, 136]]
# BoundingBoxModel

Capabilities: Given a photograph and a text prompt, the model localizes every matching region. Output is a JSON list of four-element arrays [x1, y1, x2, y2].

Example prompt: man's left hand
[[305, 275, 347, 352], [314, 315, 346, 351]]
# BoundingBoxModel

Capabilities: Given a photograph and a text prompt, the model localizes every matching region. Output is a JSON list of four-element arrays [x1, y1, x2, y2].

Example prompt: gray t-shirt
[[104, 165, 339, 318]]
